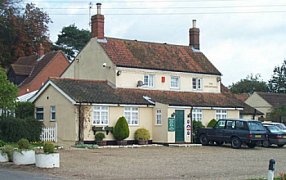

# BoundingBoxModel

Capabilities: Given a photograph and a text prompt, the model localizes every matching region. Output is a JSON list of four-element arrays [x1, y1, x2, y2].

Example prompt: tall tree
[[53, 24, 91, 61], [0, 0, 52, 69], [268, 60, 286, 93], [0, 67, 18, 118], [229, 74, 269, 94]]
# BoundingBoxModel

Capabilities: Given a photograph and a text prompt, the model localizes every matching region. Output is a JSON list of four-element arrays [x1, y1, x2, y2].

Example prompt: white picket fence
[[40, 124, 57, 142]]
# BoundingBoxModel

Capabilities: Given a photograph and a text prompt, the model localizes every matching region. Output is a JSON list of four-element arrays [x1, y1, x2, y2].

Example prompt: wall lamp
[[102, 63, 111, 69], [116, 70, 122, 76]]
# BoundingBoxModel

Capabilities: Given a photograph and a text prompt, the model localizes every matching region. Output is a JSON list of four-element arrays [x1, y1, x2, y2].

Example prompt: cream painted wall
[[116, 67, 221, 93], [152, 103, 169, 143], [83, 106, 153, 141], [62, 38, 116, 85], [200, 109, 239, 126], [33, 85, 78, 146], [245, 92, 272, 117]]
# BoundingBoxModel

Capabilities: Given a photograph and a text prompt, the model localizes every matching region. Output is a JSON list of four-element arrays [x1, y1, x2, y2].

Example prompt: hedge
[[0, 117, 43, 142]]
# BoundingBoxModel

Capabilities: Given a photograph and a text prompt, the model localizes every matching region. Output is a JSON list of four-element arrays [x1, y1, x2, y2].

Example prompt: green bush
[[43, 142, 55, 153], [134, 128, 150, 141], [95, 133, 105, 142], [0, 140, 6, 147], [113, 117, 129, 141], [1, 145, 14, 161], [207, 119, 217, 128], [15, 102, 34, 119], [0, 117, 43, 142], [192, 121, 205, 143], [17, 138, 30, 149]]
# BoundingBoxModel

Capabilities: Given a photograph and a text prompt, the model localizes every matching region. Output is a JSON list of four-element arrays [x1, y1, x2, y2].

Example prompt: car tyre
[[231, 137, 241, 149], [199, 134, 209, 146], [277, 144, 284, 148], [262, 140, 270, 147], [247, 143, 256, 148]]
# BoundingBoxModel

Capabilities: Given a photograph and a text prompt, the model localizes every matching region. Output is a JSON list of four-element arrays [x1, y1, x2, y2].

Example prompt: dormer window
[[144, 74, 154, 87], [192, 78, 202, 90], [171, 76, 180, 89]]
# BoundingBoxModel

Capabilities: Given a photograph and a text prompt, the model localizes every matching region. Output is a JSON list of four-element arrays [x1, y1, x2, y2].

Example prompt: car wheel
[[277, 144, 284, 148], [247, 143, 256, 148], [215, 141, 224, 146], [199, 134, 209, 145], [263, 140, 270, 147], [231, 137, 241, 149]]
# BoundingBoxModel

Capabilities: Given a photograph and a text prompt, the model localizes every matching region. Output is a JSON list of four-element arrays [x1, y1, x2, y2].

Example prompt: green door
[[175, 110, 184, 142]]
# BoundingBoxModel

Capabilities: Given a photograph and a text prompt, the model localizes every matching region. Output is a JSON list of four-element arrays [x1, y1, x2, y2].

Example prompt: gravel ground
[[1, 145, 286, 180]]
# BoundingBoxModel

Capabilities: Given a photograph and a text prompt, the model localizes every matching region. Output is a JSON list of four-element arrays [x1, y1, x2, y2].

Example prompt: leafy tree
[[268, 60, 286, 93], [53, 24, 91, 61], [0, 67, 18, 118], [229, 74, 269, 94], [113, 116, 129, 141], [269, 106, 286, 122], [0, 0, 52, 69], [15, 101, 34, 119], [193, 120, 205, 143]]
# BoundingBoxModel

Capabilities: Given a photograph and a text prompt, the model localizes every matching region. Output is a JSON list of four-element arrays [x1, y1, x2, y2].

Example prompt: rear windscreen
[[248, 122, 265, 131]]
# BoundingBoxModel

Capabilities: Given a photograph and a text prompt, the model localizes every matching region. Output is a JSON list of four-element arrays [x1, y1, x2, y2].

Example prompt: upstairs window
[[192, 78, 202, 90], [144, 74, 154, 87], [93, 106, 109, 125], [192, 109, 202, 121], [36, 107, 44, 121], [50, 106, 56, 121], [170, 76, 180, 89], [216, 109, 227, 120], [124, 107, 139, 125]]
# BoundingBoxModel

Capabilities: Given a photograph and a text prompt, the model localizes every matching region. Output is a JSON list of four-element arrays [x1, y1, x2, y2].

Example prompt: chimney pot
[[38, 43, 44, 56], [192, 19, 196, 28], [96, 3, 102, 15], [189, 19, 200, 50]]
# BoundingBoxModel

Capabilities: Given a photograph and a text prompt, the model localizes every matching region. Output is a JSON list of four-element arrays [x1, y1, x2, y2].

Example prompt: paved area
[[0, 168, 61, 180], [0, 145, 286, 180]]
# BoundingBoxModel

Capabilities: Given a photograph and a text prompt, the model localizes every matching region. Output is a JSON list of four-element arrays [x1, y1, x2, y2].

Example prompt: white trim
[[143, 96, 155, 105], [119, 104, 151, 107], [212, 107, 243, 110], [168, 106, 243, 110], [29, 80, 77, 104]]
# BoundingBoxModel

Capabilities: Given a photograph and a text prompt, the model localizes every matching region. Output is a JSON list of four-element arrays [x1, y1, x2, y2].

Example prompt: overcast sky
[[24, 0, 286, 86]]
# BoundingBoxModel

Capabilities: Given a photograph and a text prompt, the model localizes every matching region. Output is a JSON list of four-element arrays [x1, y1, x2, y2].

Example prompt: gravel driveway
[[1, 145, 286, 180]]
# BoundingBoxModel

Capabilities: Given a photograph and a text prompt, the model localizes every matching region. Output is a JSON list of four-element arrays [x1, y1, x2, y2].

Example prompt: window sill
[[155, 124, 162, 126]]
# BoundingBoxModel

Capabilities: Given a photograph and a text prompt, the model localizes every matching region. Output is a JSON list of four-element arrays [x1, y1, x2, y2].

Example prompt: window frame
[[143, 74, 154, 88], [124, 107, 139, 126], [216, 109, 227, 120], [35, 107, 44, 121], [50, 106, 56, 121], [156, 109, 162, 125], [192, 78, 203, 91], [170, 76, 180, 89], [192, 108, 202, 121], [92, 106, 109, 126]]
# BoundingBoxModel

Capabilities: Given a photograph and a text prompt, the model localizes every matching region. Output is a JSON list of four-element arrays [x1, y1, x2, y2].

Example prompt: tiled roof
[[257, 92, 286, 108], [11, 64, 33, 76], [50, 78, 244, 108], [233, 93, 250, 102], [98, 38, 221, 75]]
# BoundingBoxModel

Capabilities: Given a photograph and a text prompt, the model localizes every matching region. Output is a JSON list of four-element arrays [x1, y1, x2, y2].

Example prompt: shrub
[[0, 117, 43, 142], [15, 102, 34, 119], [192, 121, 205, 143], [43, 142, 55, 153], [1, 145, 14, 161], [134, 128, 150, 141], [207, 119, 217, 128], [0, 140, 6, 147], [95, 133, 105, 142], [17, 138, 30, 150], [113, 116, 129, 141]]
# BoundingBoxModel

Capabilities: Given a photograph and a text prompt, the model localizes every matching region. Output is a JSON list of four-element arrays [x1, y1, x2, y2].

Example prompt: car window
[[248, 121, 265, 131], [267, 125, 282, 133], [236, 121, 248, 130], [226, 120, 235, 129], [276, 124, 286, 130], [215, 120, 226, 129]]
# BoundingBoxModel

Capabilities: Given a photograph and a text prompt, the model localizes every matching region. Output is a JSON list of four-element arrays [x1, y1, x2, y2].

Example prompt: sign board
[[168, 117, 175, 131]]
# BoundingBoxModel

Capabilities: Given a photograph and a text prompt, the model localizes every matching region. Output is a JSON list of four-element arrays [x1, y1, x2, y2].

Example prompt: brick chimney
[[91, 3, 104, 39], [189, 19, 200, 50], [38, 43, 44, 56]]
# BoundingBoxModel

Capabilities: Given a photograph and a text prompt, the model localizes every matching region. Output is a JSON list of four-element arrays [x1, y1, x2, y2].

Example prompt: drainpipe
[[190, 107, 193, 143], [252, 109, 257, 120], [78, 103, 84, 144]]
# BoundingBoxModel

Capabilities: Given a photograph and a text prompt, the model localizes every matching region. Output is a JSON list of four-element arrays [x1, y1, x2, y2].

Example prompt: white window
[[144, 74, 154, 87], [124, 107, 139, 125], [192, 78, 202, 90], [171, 76, 180, 89], [93, 106, 109, 125], [192, 109, 202, 121], [216, 109, 227, 120], [50, 106, 56, 121], [36, 107, 44, 121], [156, 109, 162, 125]]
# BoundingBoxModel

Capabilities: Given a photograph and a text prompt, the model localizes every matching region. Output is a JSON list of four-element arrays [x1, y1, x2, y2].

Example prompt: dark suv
[[198, 119, 267, 149]]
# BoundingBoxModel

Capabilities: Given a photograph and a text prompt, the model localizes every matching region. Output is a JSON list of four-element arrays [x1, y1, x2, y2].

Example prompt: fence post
[[268, 159, 275, 180]]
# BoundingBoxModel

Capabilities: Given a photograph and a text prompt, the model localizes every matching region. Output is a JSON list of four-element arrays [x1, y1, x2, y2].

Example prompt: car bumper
[[269, 138, 286, 145]]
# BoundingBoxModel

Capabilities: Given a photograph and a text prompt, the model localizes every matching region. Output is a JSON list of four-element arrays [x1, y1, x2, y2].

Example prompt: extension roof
[[256, 92, 286, 108], [34, 78, 245, 109], [98, 37, 221, 75]]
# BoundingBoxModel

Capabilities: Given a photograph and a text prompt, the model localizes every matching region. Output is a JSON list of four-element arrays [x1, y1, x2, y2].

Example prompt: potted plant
[[0, 145, 14, 162], [13, 138, 35, 165], [113, 117, 129, 145], [0, 140, 8, 162], [35, 141, 60, 168], [95, 133, 106, 146], [134, 128, 150, 145]]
